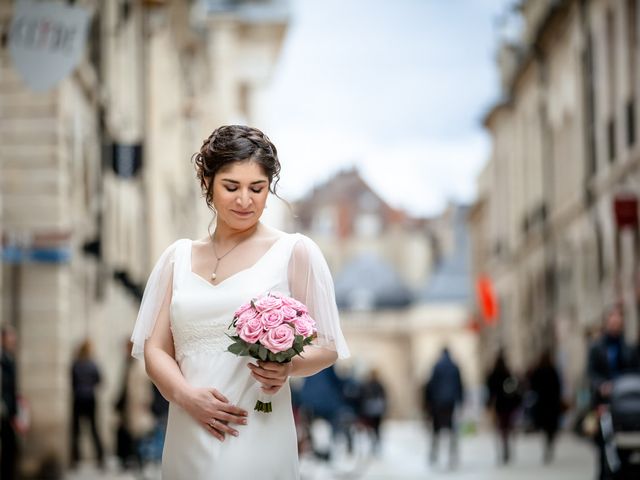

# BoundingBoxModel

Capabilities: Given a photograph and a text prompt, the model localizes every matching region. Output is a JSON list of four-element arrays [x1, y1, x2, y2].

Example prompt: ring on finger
[[209, 418, 217, 428]]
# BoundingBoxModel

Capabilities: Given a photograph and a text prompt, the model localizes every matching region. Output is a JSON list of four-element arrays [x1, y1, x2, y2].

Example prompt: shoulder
[[174, 238, 193, 249], [158, 238, 192, 259], [290, 233, 321, 253], [156, 238, 192, 255], [288, 233, 327, 264], [189, 237, 210, 258]]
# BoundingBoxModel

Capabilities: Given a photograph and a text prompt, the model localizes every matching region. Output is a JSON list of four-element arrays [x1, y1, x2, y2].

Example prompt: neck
[[213, 222, 261, 244]]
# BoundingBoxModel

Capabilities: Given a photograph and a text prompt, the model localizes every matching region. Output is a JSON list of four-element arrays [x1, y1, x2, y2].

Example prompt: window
[[608, 118, 617, 162], [627, 99, 636, 146], [595, 224, 605, 283]]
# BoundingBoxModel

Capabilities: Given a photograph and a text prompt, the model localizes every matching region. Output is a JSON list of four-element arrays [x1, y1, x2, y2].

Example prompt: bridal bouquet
[[227, 291, 317, 412]]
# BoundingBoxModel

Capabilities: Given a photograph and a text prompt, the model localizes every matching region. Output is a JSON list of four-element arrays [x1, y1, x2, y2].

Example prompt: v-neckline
[[189, 235, 288, 289]]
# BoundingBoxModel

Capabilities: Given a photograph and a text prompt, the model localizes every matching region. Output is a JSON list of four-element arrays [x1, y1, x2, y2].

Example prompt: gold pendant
[[211, 272, 217, 281]]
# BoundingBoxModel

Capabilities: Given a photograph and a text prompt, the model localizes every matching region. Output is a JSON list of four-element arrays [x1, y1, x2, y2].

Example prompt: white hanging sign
[[8, 0, 92, 92]]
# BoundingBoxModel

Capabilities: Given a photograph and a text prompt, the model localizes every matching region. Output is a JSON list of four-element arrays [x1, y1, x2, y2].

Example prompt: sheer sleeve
[[288, 235, 350, 359], [130, 240, 181, 360]]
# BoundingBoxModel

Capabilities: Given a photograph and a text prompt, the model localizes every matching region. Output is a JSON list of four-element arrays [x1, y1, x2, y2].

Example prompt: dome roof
[[334, 253, 413, 310]]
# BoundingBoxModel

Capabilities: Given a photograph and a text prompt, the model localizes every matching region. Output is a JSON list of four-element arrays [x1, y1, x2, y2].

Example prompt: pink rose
[[280, 305, 298, 322], [282, 296, 308, 314], [236, 308, 259, 331], [260, 324, 295, 353], [292, 314, 316, 337], [262, 309, 285, 329], [234, 302, 253, 319], [254, 295, 283, 313], [239, 317, 264, 344]]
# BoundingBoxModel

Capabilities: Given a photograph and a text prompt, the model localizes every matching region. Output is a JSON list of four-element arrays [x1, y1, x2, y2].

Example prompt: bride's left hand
[[248, 361, 292, 395]]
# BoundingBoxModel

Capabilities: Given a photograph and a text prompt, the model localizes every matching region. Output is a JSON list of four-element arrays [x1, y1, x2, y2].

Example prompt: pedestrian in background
[[423, 347, 464, 468], [528, 350, 563, 463], [360, 369, 387, 454], [587, 305, 639, 480], [70, 339, 104, 470], [1, 324, 19, 480], [486, 351, 521, 465], [298, 364, 357, 454], [144, 383, 169, 464], [114, 340, 155, 471]]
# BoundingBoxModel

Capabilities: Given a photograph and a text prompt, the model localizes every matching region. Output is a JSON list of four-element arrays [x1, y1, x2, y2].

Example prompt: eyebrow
[[220, 178, 268, 185]]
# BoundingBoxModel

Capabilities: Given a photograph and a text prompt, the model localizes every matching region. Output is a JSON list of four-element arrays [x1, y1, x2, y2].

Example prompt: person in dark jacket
[[587, 305, 639, 480], [296, 365, 358, 459], [1, 325, 19, 480], [528, 350, 563, 463], [486, 351, 522, 464], [423, 347, 464, 468], [360, 369, 387, 453], [70, 339, 104, 469]]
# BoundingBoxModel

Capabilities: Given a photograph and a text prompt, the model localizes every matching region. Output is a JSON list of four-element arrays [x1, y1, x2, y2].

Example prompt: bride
[[131, 125, 349, 479]]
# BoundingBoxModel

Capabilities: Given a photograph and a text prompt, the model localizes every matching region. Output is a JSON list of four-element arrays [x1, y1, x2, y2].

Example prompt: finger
[[248, 362, 274, 373], [213, 419, 240, 438], [248, 364, 282, 380], [253, 370, 281, 381], [250, 371, 281, 387], [254, 369, 287, 383], [261, 385, 281, 395], [217, 410, 249, 425], [209, 389, 229, 403], [265, 364, 291, 378], [218, 403, 249, 417], [257, 361, 285, 372], [204, 422, 225, 441]]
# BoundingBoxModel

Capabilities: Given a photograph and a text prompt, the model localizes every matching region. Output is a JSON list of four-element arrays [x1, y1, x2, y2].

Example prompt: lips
[[232, 210, 253, 217]]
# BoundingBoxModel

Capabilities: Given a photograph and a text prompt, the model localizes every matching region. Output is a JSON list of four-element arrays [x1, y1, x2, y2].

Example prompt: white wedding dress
[[131, 232, 349, 479]]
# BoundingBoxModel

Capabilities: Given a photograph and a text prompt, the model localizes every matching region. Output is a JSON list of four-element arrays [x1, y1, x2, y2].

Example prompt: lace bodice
[[131, 232, 349, 362], [169, 237, 296, 362]]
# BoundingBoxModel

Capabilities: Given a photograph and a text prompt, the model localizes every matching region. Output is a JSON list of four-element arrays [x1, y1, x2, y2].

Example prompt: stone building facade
[[0, 0, 288, 472], [471, 0, 640, 399], [292, 169, 480, 419]]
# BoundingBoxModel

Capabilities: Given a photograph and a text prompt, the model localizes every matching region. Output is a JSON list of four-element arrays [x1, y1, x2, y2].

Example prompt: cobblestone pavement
[[65, 421, 596, 480]]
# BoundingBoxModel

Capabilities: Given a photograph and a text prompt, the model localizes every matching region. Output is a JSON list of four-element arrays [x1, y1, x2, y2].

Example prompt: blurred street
[[2, 0, 640, 478], [66, 421, 595, 480], [359, 421, 594, 480]]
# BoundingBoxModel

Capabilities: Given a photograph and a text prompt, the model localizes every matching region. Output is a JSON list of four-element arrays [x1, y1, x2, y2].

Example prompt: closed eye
[[224, 186, 264, 194]]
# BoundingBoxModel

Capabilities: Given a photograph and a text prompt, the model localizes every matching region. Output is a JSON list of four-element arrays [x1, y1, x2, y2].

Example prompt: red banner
[[476, 275, 499, 325], [613, 195, 638, 230]]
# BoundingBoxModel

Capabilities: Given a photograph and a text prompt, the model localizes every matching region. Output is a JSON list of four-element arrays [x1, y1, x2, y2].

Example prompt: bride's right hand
[[180, 387, 248, 441]]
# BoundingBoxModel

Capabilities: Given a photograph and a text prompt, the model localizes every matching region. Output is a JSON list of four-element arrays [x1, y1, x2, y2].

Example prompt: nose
[[236, 189, 252, 208]]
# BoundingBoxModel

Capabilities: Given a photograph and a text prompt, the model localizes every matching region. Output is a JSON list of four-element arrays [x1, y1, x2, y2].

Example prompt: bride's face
[[211, 161, 270, 230]]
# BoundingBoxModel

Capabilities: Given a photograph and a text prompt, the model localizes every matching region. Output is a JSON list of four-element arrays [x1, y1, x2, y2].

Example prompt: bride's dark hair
[[193, 125, 281, 211]]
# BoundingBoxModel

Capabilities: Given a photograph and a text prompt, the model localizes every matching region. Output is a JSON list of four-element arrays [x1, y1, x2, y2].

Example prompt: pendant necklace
[[210, 234, 250, 282]]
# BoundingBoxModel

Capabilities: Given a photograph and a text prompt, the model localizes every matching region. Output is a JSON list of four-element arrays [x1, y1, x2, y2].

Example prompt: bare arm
[[144, 277, 248, 440], [248, 346, 337, 395], [291, 346, 338, 377], [249, 236, 344, 395]]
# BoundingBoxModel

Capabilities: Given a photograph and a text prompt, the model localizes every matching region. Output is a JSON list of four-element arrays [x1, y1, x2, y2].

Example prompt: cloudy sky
[[265, 0, 518, 217]]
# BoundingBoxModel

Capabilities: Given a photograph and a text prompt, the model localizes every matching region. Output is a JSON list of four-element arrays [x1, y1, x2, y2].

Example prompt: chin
[[224, 216, 258, 229]]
